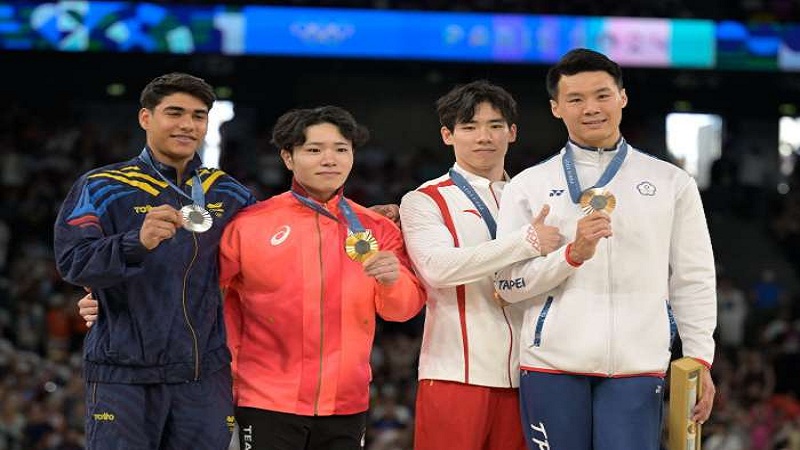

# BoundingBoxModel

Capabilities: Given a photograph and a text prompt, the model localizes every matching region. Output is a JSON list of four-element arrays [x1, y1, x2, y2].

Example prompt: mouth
[[582, 119, 607, 127], [172, 135, 196, 143]]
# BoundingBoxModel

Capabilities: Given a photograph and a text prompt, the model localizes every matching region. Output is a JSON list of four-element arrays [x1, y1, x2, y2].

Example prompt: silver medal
[[181, 204, 213, 233]]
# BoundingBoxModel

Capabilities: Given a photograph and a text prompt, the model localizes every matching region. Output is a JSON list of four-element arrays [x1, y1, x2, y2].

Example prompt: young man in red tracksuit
[[219, 106, 426, 450]]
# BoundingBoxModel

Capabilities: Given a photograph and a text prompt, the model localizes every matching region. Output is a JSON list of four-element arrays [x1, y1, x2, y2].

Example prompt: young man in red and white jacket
[[400, 81, 562, 450]]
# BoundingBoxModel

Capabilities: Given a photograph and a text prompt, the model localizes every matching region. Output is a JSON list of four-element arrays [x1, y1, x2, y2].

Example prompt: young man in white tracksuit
[[399, 80, 562, 450], [494, 49, 717, 450]]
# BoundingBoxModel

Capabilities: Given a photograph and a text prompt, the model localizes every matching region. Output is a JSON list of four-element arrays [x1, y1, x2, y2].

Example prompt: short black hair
[[140, 72, 216, 111], [436, 80, 517, 131], [546, 48, 623, 100], [271, 106, 369, 152]]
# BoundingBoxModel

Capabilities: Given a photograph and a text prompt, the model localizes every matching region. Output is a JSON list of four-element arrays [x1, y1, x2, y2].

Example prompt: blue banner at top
[[6, 0, 792, 71]]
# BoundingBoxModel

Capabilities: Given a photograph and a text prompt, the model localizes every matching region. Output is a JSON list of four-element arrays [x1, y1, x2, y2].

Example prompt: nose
[[583, 99, 601, 115], [320, 149, 336, 165], [477, 125, 492, 143], [178, 114, 195, 130]]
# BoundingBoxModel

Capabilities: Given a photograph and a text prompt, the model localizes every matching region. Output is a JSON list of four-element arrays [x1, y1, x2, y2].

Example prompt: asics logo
[[270, 226, 291, 246]]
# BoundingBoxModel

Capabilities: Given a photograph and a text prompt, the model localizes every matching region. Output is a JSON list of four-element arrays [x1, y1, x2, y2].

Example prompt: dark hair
[[436, 80, 517, 131], [140, 72, 216, 111], [546, 48, 623, 100], [271, 106, 369, 152]]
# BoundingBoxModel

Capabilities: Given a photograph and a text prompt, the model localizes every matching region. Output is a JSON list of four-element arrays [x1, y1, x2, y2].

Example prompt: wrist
[[565, 243, 583, 267]]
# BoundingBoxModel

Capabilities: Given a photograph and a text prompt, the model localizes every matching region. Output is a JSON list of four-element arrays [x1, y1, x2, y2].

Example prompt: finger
[[533, 204, 551, 225], [83, 286, 92, 294]]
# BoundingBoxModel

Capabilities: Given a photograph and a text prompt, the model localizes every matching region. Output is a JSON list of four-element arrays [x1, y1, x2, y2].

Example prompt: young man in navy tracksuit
[[54, 72, 255, 449]]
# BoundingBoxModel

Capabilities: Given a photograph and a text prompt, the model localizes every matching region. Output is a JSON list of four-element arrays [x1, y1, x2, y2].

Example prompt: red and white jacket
[[399, 164, 543, 388], [220, 186, 426, 416]]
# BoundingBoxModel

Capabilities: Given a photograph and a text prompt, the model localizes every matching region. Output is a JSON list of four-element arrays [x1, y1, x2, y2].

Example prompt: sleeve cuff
[[565, 243, 583, 267], [122, 230, 148, 265]]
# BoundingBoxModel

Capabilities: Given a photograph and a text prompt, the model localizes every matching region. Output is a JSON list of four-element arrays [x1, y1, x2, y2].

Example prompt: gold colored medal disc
[[345, 230, 379, 262], [579, 188, 616, 215]]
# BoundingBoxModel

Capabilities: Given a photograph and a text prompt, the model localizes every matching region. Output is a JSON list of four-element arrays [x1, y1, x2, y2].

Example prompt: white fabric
[[495, 144, 717, 376], [399, 163, 539, 387]]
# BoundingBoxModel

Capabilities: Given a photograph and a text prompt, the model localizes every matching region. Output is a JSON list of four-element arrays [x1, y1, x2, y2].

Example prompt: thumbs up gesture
[[529, 205, 562, 256]]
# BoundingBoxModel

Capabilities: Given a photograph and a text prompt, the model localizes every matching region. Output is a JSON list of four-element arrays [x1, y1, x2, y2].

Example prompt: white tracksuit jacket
[[400, 164, 542, 387], [495, 141, 716, 376]]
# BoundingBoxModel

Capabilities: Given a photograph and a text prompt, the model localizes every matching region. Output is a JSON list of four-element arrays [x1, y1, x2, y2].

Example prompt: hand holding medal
[[362, 250, 400, 285], [139, 205, 183, 250]]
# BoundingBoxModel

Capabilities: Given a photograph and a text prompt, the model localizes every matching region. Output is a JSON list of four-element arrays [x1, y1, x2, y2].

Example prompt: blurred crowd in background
[[4, 0, 800, 448]]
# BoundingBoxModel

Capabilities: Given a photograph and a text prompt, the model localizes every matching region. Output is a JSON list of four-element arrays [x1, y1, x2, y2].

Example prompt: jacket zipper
[[598, 148, 615, 376], [501, 307, 514, 387], [182, 219, 201, 380], [313, 212, 325, 415], [490, 181, 514, 387]]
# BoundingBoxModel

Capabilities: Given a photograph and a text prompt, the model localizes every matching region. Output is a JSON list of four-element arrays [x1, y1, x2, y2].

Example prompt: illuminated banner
[[0, 1, 718, 69]]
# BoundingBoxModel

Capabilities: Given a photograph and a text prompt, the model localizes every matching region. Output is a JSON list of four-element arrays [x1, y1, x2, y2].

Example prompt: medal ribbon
[[291, 190, 365, 233], [562, 140, 628, 204], [449, 168, 497, 239], [139, 148, 205, 207]]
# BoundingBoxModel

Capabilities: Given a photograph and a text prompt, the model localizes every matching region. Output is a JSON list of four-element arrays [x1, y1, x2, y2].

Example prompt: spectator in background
[[717, 274, 748, 355]]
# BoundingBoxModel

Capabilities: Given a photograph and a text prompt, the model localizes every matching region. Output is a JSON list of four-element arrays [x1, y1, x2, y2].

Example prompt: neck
[[570, 133, 621, 151], [293, 179, 338, 203], [151, 152, 192, 182], [459, 163, 505, 182]]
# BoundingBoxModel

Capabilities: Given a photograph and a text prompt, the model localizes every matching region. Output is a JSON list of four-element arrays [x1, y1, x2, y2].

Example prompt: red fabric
[[220, 191, 426, 416], [414, 380, 526, 450]]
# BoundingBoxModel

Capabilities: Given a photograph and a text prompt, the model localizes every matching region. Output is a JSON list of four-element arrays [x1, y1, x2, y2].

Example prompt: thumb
[[533, 204, 551, 225]]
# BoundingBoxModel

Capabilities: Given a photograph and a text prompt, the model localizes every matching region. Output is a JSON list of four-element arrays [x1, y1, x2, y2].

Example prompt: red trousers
[[414, 379, 527, 450]]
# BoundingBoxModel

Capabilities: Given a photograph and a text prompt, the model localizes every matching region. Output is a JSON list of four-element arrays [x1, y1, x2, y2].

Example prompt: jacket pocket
[[532, 296, 554, 347]]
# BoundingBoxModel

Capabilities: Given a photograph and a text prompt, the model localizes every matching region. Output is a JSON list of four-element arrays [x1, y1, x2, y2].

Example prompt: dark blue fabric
[[55, 153, 256, 384], [519, 370, 664, 450], [85, 366, 234, 449]]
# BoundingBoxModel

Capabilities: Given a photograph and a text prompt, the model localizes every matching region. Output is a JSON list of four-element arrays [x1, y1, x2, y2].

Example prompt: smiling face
[[442, 101, 517, 181], [138, 92, 209, 168], [281, 122, 354, 202], [550, 70, 627, 149]]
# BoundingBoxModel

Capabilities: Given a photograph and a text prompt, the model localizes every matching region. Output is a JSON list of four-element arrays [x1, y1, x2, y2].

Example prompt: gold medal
[[181, 204, 213, 233], [345, 230, 379, 262], [579, 188, 616, 215]]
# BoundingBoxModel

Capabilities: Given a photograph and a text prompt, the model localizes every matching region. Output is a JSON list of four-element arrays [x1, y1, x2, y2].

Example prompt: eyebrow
[[162, 105, 208, 114], [303, 140, 351, 146]]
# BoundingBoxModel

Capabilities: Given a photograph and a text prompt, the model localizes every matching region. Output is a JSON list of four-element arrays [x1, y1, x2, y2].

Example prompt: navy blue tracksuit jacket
[[54, 148, 256, 384]]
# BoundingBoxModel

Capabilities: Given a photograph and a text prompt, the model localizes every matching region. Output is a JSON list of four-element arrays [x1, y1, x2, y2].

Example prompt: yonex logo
[[549, 189, 565, 197]]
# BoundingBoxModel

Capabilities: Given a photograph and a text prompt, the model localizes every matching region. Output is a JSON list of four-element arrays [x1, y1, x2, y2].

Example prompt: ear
[[508, 123, 518, 143], [280, 149, 294, 171], [138, 108, 150, 130], [620, 88, 628, 109], [550, 99, 561, 119], [440, 126, 454, 146]]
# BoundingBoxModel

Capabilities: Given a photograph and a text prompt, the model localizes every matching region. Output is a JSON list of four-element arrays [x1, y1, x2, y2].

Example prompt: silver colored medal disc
[[181, 204, 213, 233]]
